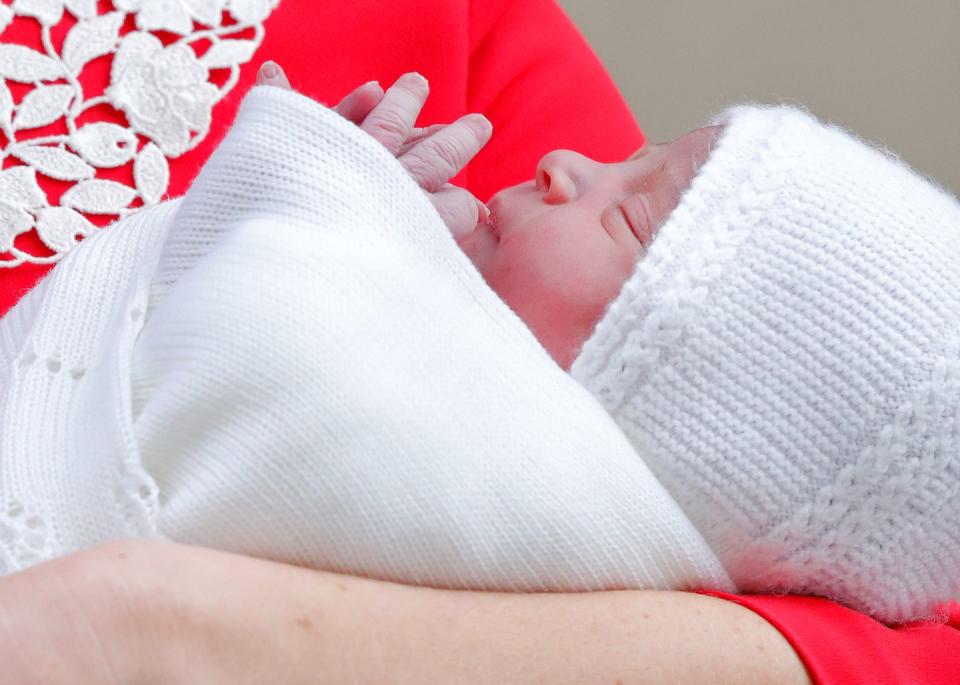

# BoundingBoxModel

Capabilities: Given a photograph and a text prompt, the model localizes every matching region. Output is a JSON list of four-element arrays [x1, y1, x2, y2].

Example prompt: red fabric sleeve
[[702, 590, 960, 684]]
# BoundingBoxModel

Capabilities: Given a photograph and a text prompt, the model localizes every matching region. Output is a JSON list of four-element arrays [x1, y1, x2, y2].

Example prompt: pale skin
[[0, 64, 812, 683], [0, 539, 812, 684], [463, 127, 723, 370], [258, 61, 723, 371]]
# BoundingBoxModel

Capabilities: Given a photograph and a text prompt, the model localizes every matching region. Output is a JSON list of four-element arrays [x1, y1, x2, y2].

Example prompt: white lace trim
[[0, 0, 280, 267]]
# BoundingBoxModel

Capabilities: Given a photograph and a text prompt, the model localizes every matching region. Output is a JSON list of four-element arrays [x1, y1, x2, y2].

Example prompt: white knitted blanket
[[0, 86, 733, 594]]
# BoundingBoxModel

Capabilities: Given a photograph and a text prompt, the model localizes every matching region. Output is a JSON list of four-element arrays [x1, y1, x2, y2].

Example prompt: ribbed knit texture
[[571, 104, 960, 624], [0, 85, 732, 594], [0, 201, 176, 570]]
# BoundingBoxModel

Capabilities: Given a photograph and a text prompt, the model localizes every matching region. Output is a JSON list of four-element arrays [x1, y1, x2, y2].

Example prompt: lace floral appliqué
[[0, 0, 280, 267]]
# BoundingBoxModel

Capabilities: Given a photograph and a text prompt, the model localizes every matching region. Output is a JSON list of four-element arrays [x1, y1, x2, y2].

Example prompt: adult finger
[[333, 81, 385, 125], [359, 72, 429, 156], [428, 183, 486, 241], [398, 123, 447, 156], [401, 113, 492, 192], [256, 61, 291, 89]]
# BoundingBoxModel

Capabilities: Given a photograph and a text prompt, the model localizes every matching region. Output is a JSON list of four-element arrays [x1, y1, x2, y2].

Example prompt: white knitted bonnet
[[569, 104, 960, 624]]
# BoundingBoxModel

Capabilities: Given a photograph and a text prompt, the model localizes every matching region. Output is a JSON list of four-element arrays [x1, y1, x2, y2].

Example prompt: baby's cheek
[[479, 238, 638, 369], [564, 247, 641, 344], [539, 256, 622, 340], [576, 243, 639, 309]]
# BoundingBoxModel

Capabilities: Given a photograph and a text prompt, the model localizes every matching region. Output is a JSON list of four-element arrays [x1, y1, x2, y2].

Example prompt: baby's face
[[456, 125, 724, 371]]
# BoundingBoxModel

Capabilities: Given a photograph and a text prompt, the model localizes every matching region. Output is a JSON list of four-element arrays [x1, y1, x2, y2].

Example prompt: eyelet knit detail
[[0, 499, 50, 574], [112, 461, 159, 533], [0, 202, 174, 573]]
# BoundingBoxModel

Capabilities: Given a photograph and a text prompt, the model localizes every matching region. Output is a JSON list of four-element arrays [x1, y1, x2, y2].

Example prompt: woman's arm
[[2, 539, 810, 684], [158, 551, 811, 684]]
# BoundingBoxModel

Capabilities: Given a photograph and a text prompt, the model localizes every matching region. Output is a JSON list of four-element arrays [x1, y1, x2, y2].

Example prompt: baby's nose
[[535, 149, 600, 203]]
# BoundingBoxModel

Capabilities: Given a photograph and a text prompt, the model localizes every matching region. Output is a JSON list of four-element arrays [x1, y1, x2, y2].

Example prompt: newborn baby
[[2, 64, 958, 627], [458, 125, 722, 372], [475, 99, 960, 623], [267, 65, 960, 623], [478, 105, 960, 622], [259, 62, 723, 373]]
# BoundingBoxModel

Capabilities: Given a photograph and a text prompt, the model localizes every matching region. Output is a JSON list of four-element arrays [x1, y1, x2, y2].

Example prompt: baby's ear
[[255, 61, 291, 90]]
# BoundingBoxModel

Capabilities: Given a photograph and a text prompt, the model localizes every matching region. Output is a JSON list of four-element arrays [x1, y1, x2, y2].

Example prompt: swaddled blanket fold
[[0, 86, 732, 593]]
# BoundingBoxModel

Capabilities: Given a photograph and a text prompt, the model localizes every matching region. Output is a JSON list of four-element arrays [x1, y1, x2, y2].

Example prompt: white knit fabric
[[571, 104, 960, 624], [0, 85, 732, 595]]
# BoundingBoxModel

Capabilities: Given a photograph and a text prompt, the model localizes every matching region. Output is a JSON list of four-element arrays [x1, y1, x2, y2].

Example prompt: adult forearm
[[111, 539, 811, 685], [0, 543, 153, 684]]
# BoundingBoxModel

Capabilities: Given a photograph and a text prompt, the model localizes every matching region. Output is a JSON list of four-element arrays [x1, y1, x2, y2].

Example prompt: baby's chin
[[455, 217, 499, 275], [458, 179, 534, 275]]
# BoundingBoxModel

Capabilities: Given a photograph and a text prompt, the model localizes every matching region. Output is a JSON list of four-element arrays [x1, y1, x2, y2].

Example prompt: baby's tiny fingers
[[360, 72, 429, 156], [256, 60, 290, 89], [401, 113, 492, 192], [428, 183, 482, 241], [398, 124, 447, 156], [333, 81, 385, 124]]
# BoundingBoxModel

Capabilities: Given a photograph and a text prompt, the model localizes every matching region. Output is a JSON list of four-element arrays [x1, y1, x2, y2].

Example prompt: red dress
[[1, 2, 957, 681]]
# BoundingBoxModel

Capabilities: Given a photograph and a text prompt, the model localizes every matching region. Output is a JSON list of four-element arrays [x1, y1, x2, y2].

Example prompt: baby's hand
[[256, 61, 492, 240]]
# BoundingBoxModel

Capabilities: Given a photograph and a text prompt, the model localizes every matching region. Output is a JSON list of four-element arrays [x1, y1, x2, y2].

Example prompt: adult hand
[[256, 61, 493, 241]]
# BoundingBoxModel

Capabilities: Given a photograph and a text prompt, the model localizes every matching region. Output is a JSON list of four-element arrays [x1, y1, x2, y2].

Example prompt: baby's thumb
[[428, 184, 484, 241], [256, 60, 291, 89]]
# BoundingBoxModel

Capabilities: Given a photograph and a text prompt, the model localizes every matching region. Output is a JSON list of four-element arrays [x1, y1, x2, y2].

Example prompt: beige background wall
[[556, 0, 960, 196]]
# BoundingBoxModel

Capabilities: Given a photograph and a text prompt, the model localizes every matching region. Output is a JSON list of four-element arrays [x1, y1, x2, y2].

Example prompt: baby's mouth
[[487, 213, 500, 240], [475, 208, 498, 243], [484, 199, 503, 241]]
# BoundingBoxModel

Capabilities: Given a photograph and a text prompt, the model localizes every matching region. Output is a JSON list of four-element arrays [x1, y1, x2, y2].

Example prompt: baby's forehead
[[626, 124, 726, 161]]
